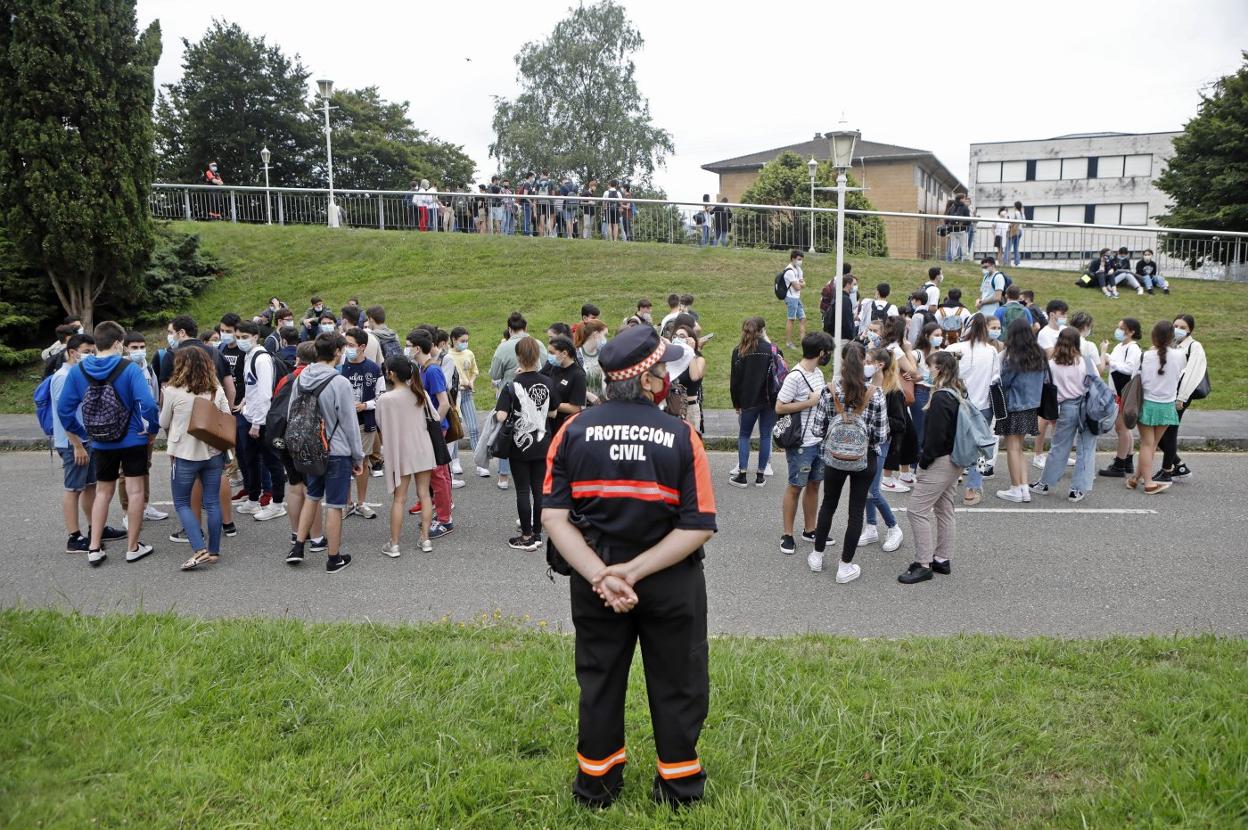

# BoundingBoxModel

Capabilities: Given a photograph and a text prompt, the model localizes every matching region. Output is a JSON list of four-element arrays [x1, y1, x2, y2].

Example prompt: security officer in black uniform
[[542, 325, 718, 808]]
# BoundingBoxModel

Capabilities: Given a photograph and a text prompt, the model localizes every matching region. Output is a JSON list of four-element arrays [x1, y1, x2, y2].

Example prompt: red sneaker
[[407, 503, 422, 515], [260, 491, 272, 507], [231, 488, 249, 502]]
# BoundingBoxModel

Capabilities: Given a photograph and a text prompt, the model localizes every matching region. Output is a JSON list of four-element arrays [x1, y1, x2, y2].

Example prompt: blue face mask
[[167, 333, 178, 348], [237, 339, 254, 353], [319, 323, 335, 333], [989, 329, 1002, 341], [1114, 328, 1126, 342], [344, 347, 358, 361], [547, 353, 558, 365], [127, 351, 146, 366], [1173, 328, 1188, 341], [221, 332, 236, 346]]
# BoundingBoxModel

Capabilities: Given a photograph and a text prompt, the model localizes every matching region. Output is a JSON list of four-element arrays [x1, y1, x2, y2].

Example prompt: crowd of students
[[36, 259, 1206, 583]]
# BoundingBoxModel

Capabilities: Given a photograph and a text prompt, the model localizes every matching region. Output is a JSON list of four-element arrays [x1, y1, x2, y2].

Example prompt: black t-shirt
[[488, 184, 501, 207], [580, 187, 595, 214], [543, 361, 587, 434], [495, 370, 560, 461], [157, 338, 231, 386], [220, 344, 246, 406]]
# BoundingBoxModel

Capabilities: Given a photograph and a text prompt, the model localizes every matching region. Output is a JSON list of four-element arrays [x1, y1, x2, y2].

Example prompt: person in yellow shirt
[[447, 326, 486, 476]]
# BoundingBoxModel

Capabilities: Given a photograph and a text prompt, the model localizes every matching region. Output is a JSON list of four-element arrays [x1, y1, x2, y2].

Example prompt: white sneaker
[[143, 504, 169, 521], [836, 562, 862, 584], [420, 539, 433, 553], [899, 472, 915, 484], [881, 478, 911, 493], [254, 502, 288, 522], [996, 488, 1025, 503], [763, 463, 774, 476], [807, 550, 824, 572], [730, 465, 740, 476], [236, 499, 262, 515], [370, 466, 384, 478], [475, 466, 491, 478], [883, 525, 904, 552], [497, 479, 510, 490], [1137, 286, 1145, 296], [1066, 456, 1076, 467], [381, 542, 402, 558], [353, 503, 376, 520], [858, 525, 880, 546], [450, 459, 463, 475], [122, 515, 129, 530], [1032, 454, 1047, 470], [125, 541, 154, 563], [451, 478, 466, 489]]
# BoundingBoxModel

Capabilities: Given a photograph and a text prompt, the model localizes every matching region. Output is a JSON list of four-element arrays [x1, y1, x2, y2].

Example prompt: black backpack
[[774, 268, 792, 301], [247, 349, 290, 391], [264, 371, 298, 454], [284, 375, 340, 476], [869, 301, 894, 323], [79, 362, 132, 443]]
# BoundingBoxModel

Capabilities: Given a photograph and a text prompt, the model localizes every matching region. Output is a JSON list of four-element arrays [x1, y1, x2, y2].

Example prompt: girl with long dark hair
[[1098, 317, 1143, 478], [1155, 314, 1205, 483], [729, 316, 778, 487], [858, 347, 905, 553], [376, 355, 436, 554], [947, 312, 1001, 504], [995, 317, 1045, 502], [1130, 320, 1187, 495], [1031, 328, 1097, 502]]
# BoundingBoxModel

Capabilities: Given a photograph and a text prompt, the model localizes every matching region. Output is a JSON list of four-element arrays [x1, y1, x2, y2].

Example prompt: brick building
[[702, 133, 964, 258]]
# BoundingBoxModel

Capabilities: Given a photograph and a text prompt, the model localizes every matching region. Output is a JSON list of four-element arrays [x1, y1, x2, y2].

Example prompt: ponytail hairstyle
[[868, 346, 902, 394], [385, 354, 426, 406], [839, 341, 867, 411], [926, 350, 965, 408], [1151, 320, 1174, 375], [1052, 327, 1082, 366], [738, 316, 765, 358], [964, 312, 990, 346]]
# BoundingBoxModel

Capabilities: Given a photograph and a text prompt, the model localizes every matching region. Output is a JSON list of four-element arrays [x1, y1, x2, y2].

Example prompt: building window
[[1094, 203, 1121, 225], [1058, 204, 1085, 224], [1001, 161, 1027, 182], [1061, 158, 1088, 180], [977, 162, 1002, 183], [1035, 159, 1061, 181], [1033, 206, 1059, 223], [1120, 203, 1149, 225], [1098, 155, 1125, 178], [1124, 154, 1152, 177]]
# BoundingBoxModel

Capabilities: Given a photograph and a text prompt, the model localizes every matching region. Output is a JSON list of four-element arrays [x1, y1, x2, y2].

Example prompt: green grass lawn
[[3, 222, 1246, 413], [1, 609, 1244, 829]]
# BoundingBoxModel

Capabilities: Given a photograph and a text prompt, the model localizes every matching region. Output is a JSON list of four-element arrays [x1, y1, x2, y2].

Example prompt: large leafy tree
[[490, 0, 673, 186], [0, 0, 162, 327], [741, 152, 888, 256], [155, 20, 317, 187], [315, 87, 476, 191], [1156, 52, 1248, 264]]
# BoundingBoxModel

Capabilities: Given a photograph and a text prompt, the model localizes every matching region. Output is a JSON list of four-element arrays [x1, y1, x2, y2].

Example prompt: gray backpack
[[1081, 356, 1118, 435], [944, 388, 995, 468], [284, 376, 340, 476], [821, 388, 869, 472]]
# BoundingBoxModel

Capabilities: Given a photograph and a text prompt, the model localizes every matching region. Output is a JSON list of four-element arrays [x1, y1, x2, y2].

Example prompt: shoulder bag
[[773, 372, 815, 450], [424, 399, 452, 467], [188, 390, 236, 451], [1038, 364, 1059, 421], [1120, 374, 1144, 430]]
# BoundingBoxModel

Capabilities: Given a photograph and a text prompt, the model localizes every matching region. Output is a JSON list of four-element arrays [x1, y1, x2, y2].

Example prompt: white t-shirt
[[993, 220, 1009, 238], [978, 271, 1006, 313], [777, 364, 826, 447], [784, 264, 803, 299], [857, 299, 898, 333], [1140, 348, 1187, 403], [1108, 341, 1142, 377], [945, 340, 1000, 410], [1036, 325, 1061, 352], [1078, 337, 1100, 372], [922, 282, 940, 308]]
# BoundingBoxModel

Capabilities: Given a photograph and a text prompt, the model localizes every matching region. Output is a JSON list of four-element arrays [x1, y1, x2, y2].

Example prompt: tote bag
[[188, 393, 235, 451]]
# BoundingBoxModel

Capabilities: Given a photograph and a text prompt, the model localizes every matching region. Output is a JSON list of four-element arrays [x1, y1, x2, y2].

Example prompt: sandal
[[1125, 475, 1139, 490], [181, 550, 219, 571]]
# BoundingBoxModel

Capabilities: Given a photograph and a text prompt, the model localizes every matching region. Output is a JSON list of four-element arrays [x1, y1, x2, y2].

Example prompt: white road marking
[[890, 507, 1158, 515]]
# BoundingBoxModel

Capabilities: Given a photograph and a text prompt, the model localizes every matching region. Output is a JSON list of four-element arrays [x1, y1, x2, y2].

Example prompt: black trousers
[[813, 456, 874, 562], [570, 556, 708, 807], [1159, 405, 1187, 470], [508, 454, 545, 536], [241, 424, 286, 504]]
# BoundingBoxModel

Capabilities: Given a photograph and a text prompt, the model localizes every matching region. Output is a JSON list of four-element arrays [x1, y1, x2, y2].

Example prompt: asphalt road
[[2, 449, 1246, 637]]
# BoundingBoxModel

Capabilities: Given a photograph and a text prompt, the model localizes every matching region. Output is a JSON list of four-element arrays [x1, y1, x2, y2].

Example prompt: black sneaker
[[755, 472, 766, 487], [779, 535, 796, 555], [980, 464, 995, 479], [309, 536, 328, 553], [930, 558, 951, 575], [1153, 469, 1173, 484], [1163, 287, 1170, 295], [169, 528, 194, 544], [1171, 463, 1192, 481], [66, 533, 89, 554], [1146, 288, 1155, 295], [1098, 458, 1127, 478], [326, 553, 352, 574], [727, 472, 748, 488], [898, 562, 933, 584], [800, 529, 817, 544], [1029, 481, 1051, 495], [285, 542, 305, 565], [508, 534, 541, 551], [100, 525, 127, 541], [222, 522, 238, 538]]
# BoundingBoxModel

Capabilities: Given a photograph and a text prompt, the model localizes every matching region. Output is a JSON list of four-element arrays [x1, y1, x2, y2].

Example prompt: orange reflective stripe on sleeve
[[688, 427, 717, 515], [656, 757, 703, 779], [578, 747, 627, 776], [542, 411, 580, 496]]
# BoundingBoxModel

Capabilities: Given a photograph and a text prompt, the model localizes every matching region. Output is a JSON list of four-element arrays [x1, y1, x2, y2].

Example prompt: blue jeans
[[964, 407, 995, 490], [1006, 233, 1021, 266], [1139, 272, 1168, 291], [908, 385, 931, 471], [459, 389, 480, 451], [785, 296, 806, 321], [522, 203, 532, 236], [700, 224, 710, 246], [502, 210, 515, 236], [865, 439, 897, 528], [712, 230, 728, 247], [1040, 399, 1096, 493], [171, 454, 224, 554], [737, 405, 777, 473]]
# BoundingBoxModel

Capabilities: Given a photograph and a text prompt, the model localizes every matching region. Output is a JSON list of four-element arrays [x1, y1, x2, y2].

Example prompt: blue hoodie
[[56, 353, 160, 450]]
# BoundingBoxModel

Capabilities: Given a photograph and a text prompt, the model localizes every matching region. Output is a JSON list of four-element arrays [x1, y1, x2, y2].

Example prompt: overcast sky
[[137, 0, 1246, 200]]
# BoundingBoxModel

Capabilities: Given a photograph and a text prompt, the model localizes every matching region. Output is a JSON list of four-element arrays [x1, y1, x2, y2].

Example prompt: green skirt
[[1139, 399, 1180, 427]]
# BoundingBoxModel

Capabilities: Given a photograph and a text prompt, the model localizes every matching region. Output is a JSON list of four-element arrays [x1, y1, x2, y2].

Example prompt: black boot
[[1098, 457, 1127, 478], [1123, 454, 1134, 475]]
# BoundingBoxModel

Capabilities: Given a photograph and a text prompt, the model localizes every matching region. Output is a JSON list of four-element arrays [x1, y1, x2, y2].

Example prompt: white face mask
[[127, 350, 146, 366], [319, 323, 335, 333], [1173, 328, 1189, 341], [237, 338, 254, 353], [863, 364, 877, 379]]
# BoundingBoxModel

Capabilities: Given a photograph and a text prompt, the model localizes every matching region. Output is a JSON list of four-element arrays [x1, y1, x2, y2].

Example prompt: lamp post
[[807, 157, 818, 254], [827, 127, 860, 379], [317, 79, 338, 228], [260, 145, 272, 225]]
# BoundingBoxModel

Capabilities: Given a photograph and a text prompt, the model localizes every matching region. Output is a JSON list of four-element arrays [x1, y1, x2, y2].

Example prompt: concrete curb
[[696, 436, 1247, 453]]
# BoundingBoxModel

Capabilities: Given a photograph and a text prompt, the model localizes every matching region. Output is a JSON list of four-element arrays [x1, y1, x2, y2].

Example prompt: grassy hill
[[3, 222, 1246, 411]]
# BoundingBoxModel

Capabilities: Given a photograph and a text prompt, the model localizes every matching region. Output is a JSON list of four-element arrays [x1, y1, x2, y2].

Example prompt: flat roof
[[970, 130, 1182, 147]]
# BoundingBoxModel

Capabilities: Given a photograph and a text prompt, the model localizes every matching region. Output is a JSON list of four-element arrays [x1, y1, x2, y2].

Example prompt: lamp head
[[828, 129, 859, 171], [316, 79, 333, 98], [260, 146, 271, 165], [807, 157, 819, 179]]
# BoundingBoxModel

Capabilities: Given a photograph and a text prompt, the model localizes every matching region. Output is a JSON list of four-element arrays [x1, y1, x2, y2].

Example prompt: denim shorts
[[786, 443, 825, 487], [58, 445, 97, 492], [304, 455, 353, 508], [785, 296, 806, 321]]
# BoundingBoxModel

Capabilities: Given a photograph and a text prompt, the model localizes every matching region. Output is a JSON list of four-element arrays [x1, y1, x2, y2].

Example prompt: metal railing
[[149, 184, 1248, 282]]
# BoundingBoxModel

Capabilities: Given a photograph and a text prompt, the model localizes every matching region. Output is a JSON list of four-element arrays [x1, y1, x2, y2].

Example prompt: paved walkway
[[2, 449, 1246, 638], [3, 410, 1247, 450]]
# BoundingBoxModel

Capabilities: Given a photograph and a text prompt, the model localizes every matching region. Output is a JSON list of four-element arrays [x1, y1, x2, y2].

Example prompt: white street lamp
[[317, 79, 338, 228], [260, 145, 272, 225], [827, 126, 859, 379], [807, 156, 818, 255]]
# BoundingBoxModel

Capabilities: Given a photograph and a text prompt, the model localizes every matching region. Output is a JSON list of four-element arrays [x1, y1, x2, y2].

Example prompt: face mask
[[982, 268, 991, 276], [989, 329, 1002, 341], [76, 326, 85, 335], [319, 323, 335, 333], [167, 333, 178, 348], [547, 353, 558, 365], [404, 347, 415, 359], [863, 364, 877, 379], [237, 339, 254, 352], [817, 352, 831, 367], [1144, 256, 1153, 262], [313, 306, 324, 314], [1114, 329, 1126, 342], [344, 347, 358, 361], [673, 335, 688, 346], [221, 332, 236, 346], [127, 351, 146, 366], [455, 342, 468, 352], [1056, 317, 1067, 328], [209, 165, 217, 172], [867, 332, 881, 346], [649, 372, 670, 403], [1173, 328, 1188, 341], [930, 335, 944, 347]]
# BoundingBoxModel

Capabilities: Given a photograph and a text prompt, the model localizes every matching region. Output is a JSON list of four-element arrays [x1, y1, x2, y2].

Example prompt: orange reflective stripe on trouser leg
[[656, 757, 702, 780], [577, 747, 627, 777]]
